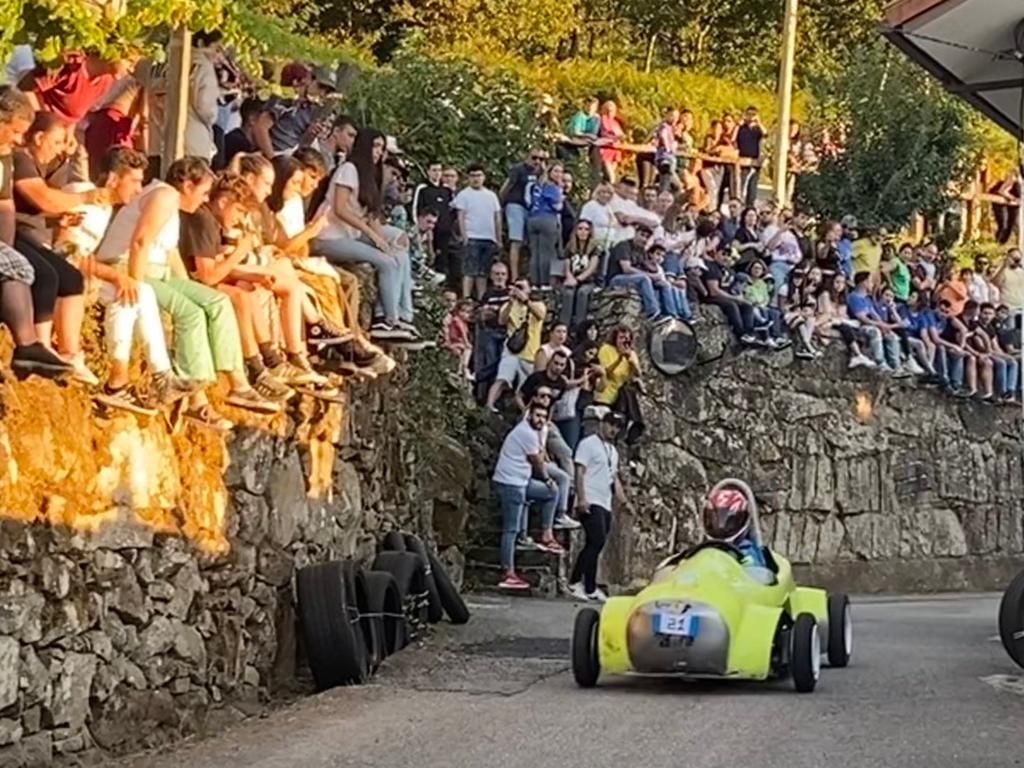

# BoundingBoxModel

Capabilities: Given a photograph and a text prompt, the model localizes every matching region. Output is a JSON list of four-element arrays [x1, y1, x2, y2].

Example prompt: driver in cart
[[703, 486, 767, 570]]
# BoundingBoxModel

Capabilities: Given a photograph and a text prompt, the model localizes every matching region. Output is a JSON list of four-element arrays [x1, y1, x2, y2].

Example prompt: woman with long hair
[[558, 219, 601, 329], [12, 111, 102, 383], [311, 127, 420, 344], [526, 161, 564, 288], [267, 154, 394, 376]]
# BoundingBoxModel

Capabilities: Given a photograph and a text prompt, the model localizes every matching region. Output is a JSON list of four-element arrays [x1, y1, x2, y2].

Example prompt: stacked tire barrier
[[296, 533, 471, 692]]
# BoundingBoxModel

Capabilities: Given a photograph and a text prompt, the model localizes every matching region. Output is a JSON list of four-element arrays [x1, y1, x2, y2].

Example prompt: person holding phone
[[485, 277, 547, 412]]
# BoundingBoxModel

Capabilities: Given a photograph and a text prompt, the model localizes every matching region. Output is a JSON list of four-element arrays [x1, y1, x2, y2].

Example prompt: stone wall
[[589, 296, 1024, 592], [0, 344, 477, 766]]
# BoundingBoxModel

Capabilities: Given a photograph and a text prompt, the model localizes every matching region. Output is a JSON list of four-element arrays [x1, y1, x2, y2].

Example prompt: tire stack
[[296, 533, 471, 692]]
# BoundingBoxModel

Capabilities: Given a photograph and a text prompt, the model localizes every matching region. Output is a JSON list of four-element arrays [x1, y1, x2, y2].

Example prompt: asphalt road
[[121, 593, 1024, 768]]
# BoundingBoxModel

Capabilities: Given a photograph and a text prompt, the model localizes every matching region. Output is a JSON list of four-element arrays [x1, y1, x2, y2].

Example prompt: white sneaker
[[587, 588, 609, 603], [906, 358, 925, 375], [878, 363, 894, 375], [553, 514, 582, 530], [848, 354, 875, 369], [892, 365, 913, 379], [69, 353, 100, 387], [568, 582, 589, 601]]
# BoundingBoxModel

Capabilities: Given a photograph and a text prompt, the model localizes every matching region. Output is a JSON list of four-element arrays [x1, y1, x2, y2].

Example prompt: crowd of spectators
[[2, 44, 1021, 594], [0, 40, 445, 429]]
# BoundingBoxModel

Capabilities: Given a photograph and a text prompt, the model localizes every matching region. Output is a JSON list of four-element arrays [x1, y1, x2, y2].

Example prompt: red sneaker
[[498, 573, 530, 590]]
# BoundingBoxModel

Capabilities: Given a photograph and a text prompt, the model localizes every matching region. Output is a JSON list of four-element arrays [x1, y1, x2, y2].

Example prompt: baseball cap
[[840, 214, 859, 229], [311, 65, 337, 92], [583, 405, 611, 421]]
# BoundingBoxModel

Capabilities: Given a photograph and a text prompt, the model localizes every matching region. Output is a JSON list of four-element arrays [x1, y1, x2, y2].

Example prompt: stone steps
[[463, 530, 580, 598]]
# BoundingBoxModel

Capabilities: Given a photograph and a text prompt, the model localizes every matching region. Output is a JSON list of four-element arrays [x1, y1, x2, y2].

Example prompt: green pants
[[147, 277, 244, 382]]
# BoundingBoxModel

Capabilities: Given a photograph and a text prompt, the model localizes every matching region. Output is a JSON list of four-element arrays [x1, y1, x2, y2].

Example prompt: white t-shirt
[[58, 182, 111, 257], [319, 161, 365, 241], [276, 196, 307, 239], [453, 187, 501, 242], [492, 419, 543, 486], [574, 434, 619, 511], [608, 195, 660, 246], [579, 200, 615, 252]]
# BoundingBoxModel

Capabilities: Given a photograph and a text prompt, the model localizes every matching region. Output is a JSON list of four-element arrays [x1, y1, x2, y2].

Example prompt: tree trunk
[[644, 32, 657, 73]]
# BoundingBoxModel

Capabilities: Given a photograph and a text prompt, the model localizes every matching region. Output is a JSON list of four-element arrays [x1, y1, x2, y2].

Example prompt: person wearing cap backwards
[[568, 406, 630, 602], [269, 63, 337, 156]]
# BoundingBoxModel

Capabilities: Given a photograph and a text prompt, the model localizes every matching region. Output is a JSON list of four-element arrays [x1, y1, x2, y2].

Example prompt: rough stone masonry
[[0, 344, 477, 766], [586, 294, 1024, 593], [0, 289, 1021, 765]]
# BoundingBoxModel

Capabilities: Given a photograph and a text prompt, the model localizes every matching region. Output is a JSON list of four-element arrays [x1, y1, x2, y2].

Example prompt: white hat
[[583, 405, 611, 421]]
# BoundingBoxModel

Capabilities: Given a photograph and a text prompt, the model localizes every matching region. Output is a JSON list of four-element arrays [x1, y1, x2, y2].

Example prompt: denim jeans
[[995, 358, 1020, 395], [495, 480, 557, 570], [935, 347, 965, 389], [555, 416, 581, 452], [544, 463, 571, 515], [609, 273, 660, 318], [770, 260, 794, 291], [313, 227, 409, 322], [857, 325, 901, 366], [658, 283, 692, 320], [710, 297, 754, 337]]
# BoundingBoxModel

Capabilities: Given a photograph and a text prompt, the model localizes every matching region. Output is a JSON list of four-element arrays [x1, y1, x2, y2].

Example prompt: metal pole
[[162, 26, 192, 176], [772, 0, 799, 206]]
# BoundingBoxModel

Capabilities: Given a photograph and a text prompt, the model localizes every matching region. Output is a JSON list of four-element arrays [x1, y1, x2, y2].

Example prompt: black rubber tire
[[791, 613, 820, 693], [403, 534, 444, 623], [998, 568, 1024, 668], [571, 608, 601, 688], [371, 551, 428, 639], [341, 562, 382, 676], [364, 569, 406, 657], [427, 548, 470, 625], [296, 561, 367, 690], [381, 531, 407, 553], [827, 593, 852, 668]]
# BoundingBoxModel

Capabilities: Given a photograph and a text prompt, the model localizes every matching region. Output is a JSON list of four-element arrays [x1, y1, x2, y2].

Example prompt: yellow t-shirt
[[506, 302, 544, 362], [852, 239, 882, 276], [595, 342, 633, 405]]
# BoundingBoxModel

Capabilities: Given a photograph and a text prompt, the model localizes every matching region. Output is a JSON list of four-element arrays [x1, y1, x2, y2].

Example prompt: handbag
[[506, 321, 529, 354]]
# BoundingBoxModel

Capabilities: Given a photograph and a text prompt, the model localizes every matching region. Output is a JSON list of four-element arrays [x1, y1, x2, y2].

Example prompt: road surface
[[119, 593, 1024, 768]]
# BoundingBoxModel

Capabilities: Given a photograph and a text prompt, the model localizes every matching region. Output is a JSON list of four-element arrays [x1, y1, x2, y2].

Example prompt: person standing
[[500, 149, 546, 282], [453, 164, 503, 299], [736, 106, 764, 208], [492, 402, 559, 591], [568, 406, 629, 602]]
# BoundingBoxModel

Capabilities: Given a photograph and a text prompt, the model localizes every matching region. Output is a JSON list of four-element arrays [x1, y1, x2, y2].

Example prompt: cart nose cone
[[628, 600, 729, 675]]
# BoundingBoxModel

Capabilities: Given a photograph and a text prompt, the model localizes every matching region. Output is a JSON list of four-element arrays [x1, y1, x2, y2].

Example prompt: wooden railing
[[557, 136, 760, 199]]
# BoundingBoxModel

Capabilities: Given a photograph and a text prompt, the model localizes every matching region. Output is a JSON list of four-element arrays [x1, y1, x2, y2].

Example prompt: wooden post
[[772, 0, 799, 206], [162, 26, 192, 175]]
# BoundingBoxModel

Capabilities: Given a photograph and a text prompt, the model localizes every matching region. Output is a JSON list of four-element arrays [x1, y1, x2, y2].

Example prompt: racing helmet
[[702, 487, 751, 543]]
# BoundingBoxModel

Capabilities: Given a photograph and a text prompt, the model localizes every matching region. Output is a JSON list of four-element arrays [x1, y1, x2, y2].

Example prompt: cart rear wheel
[[827, 593, 853, 667], [791, 613, 820, 693], [572, 608, 601, 688], [998, 569, 1024, 668]]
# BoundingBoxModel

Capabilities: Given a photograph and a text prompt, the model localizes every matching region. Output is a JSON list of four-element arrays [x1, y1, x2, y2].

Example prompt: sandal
[[182, 404, 234, 432]]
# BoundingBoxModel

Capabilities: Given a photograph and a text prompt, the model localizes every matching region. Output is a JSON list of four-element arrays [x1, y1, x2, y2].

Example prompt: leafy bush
[[342, 47, 546, 181], [467, 47, 807, 144], [796, 40, 977, 231]]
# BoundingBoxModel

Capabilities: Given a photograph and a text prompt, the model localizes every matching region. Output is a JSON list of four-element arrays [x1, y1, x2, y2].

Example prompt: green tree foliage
[[1, 0, 354, 70], [343, 47, 546, 181], [795, 40, 977, 230]]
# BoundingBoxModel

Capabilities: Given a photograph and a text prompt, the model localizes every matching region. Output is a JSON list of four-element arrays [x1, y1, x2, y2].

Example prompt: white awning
[[881, 0, 1024, 139]]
